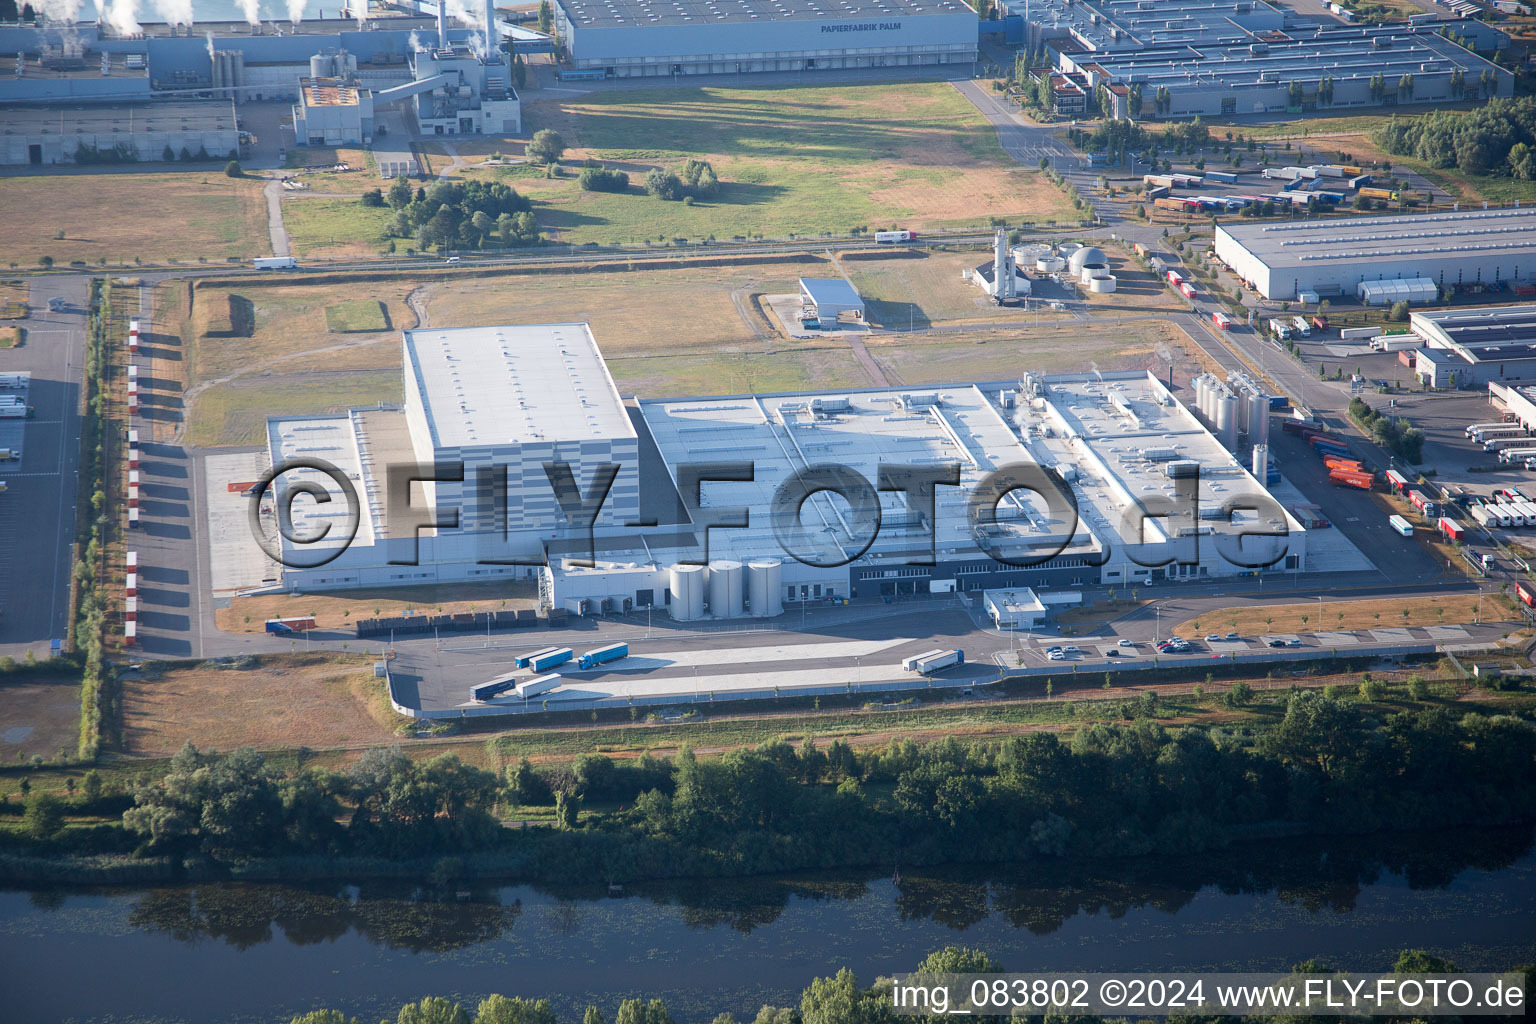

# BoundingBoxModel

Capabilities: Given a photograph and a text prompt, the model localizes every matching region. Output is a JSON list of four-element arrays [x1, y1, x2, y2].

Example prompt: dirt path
[[262, 177, 291, 258]]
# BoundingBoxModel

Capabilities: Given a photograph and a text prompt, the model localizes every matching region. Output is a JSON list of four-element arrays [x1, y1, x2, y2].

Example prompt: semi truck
[[265, 616, 317, 634], [1359, 187, 1400, 202], [1388, 514, 1414, 537], [470, 674, 519, 702], [518, 673, 562, 698], [874, 229, 915, 243], [1211, 311, 1233, 330], [578, 642, 629, 670], [904, 648, 965, 675], [1485, 437, 1534, 453], [1292, 315, 1312, 337], [1439, 517, 1466, 542], [1467, 421, 1512, 438], [253, 256, 298, 270], [515, 647, 573, 672]]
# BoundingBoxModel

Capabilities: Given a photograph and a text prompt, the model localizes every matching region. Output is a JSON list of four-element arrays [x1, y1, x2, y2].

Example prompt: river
[[5, 827, 1534, 1024]]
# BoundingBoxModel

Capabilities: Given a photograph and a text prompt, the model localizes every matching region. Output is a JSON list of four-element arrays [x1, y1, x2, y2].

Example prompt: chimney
[[437, 0, 448, 47], [485, 0, 499, 52]]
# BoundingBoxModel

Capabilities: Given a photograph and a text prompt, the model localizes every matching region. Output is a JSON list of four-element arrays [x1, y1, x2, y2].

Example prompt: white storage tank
[[669, 564, 706, 620], [1214, 394, 1238, 449], [708, 560, 745, 618], [748, 558, 784, 617], [1068, 246, 1109, 276], [1087, 273, 1117, 292], [1036, 255, 1065, 273]]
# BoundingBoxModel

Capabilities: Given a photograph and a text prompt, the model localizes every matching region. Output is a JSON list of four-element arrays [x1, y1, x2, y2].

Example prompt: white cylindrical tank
[[1087, 274, 1117, 292], [669, 564, 706, 620], [1195, 376, 1210, 419], [1215, 395, 1238, 449], [708, 560, 744, 618], [748, 558, 784, 617], [1247, 397, 1268, 447], [1036, 255, 1064, 273], [310, 53, 332, 78]]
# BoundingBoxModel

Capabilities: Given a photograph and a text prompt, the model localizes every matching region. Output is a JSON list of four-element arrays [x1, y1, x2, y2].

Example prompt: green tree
[[582, 1008, 605, 1024], [615, 998, 674, 1024], [23, 792, 66, 841], [555, 788, 579, 829], [473, 994, 556, 1024], [395, 997, 469, 1024], [225, 159, 242, 177], [526, 129, 566, 164], [388, 175, 415, 209], [289, 1013, 363, 1024], [537, 0, 553, 34]]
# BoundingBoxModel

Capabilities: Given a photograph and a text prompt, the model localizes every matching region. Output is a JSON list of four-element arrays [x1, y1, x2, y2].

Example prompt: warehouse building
[[0, 100, 239, 166], [551, 0, 978, 78], [1214, 208, 1536, 302], [259, 327, 1307, 602], [798, 278, 866, 325], [292, 77, 375, 146], [1408, 305, 1536, 389]]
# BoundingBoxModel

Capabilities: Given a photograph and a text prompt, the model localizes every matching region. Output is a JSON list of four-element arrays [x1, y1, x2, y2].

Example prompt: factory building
[[1407, 305, 1536, 389], [0, 100, 240, 166], [260, 325, 1307, 604], [0, 8, 520, 138], [551, 0, 978, 78], [798, 278, 865, 325], [292, 77, 375, 145], [1021, 0, 1512, 118], [1214, 208, 1536, 302]]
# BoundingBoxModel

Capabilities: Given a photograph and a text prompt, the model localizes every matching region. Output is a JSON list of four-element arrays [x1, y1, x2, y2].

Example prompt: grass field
[[0, 172, 267, 267], [216, 580, 538, 633], [0, 326, 21, 348], [868, 320, 1187, 385], [0, 674, 82, 763], [325, 299, 390, 332], [456, 82, 1079, 245], [183, 280, 413, 446], [119, 654, 400, 756], [1176, 594, 1519, 637], [281, 196, 397, 259]]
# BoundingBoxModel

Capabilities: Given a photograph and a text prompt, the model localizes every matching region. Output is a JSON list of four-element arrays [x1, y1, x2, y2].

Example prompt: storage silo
[[310, 52, 334, 78], [1087, 273, 1117, 292], [1036, 255, 1065, 273], [669, 564, 706, 621], [1247, 394, 1269, 448], [708, 560, 744, 618], [1214, 394, 1238, 450], [1195, 375, 1211, 420], [748, 559, 784, 617]]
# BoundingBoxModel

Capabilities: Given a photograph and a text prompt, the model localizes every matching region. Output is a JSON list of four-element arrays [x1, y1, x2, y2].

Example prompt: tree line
[[382, 178, 539, 251], [284, 947, 1531, 1024], [1349, 396, 1426, 463], [12, 694, 1534, 883], [1374, 98, 1536, 179]]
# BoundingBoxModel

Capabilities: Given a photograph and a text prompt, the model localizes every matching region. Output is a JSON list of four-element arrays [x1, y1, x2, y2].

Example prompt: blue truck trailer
[[578, 642, 629, 670]]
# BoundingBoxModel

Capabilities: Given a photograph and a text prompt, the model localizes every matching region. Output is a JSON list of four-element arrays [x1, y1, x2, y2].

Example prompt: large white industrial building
[[552, 0, 978, 77], [258, 322, 1307, 612], [1407, 305, 1536, 389], [1214, 208, 1536, 302]]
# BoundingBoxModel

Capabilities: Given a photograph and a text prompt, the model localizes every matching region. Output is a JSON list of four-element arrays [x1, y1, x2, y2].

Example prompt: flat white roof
[[404, 323, 634, 449], [799, 277, 864, 313]]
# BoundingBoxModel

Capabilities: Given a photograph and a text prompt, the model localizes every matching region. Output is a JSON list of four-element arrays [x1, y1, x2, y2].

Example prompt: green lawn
[[187, 370, 403, 447], [324, 299, 390, 333], [474, 83, 1077, 244], [606, 345, 870, 397], [281, 197, 395, 258]]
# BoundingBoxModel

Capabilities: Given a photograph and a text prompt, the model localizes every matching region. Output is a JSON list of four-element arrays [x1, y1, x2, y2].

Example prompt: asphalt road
[[0, 276, 88, 659]]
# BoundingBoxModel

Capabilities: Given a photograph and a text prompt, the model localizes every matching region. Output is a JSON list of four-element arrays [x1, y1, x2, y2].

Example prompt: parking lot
[[0, 276, 87, 659]]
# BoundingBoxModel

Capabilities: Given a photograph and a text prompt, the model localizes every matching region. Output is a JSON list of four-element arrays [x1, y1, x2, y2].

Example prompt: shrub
[[224, 160, 242, 177], [577, 166, 630, 193]]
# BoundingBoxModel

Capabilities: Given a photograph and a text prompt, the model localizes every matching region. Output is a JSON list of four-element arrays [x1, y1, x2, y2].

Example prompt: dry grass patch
[[0, 171, 267, 267], [216, 579, 538, 633], [421, 263, 799, 355], [1177, 594, 1518, 637], [119, 654, 400, 755], [869, 320, 1189, 385], [0, 326, 22, 348]]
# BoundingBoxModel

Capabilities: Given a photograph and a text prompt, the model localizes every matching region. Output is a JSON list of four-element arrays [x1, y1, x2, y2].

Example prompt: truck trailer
[[265, 616, 317, 634], [523, 647, 574, 673], [253, 256, 298, 270], [1388, 514, 1414, 537], [470, 674, 519, 702], [518, 674, 562, 698], [906, 649, 965, 675], [578, 642, 629, 670]]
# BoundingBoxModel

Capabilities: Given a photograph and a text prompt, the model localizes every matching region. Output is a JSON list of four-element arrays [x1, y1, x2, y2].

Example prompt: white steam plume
[[105, 0, 140, 35], [205, 29, 215, 59], [151, 0, 192, 26], [407, 28, 422, 50], [287, 0, 306, 23], [37, 0, 87, 22], [238, 0, 260, 26]]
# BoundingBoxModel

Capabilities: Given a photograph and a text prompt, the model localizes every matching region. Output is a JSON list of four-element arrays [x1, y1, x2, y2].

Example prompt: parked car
[[1268, 640, 1287, 648], [1204, 634, 1222, 642], [1048, 651, 1066, 661], [1118, 639, 1138, 648], [1225, 632, 1240, 640], [1062, 645, 1082, 655]]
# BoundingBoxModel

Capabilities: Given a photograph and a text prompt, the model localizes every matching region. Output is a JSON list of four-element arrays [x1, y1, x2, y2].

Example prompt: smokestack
[[485, 0, 498, 53], [994, 229, 1011, 302], [437, 0, 447, 47]]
